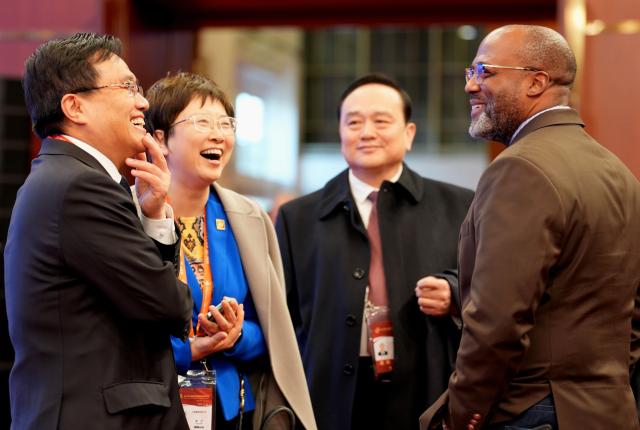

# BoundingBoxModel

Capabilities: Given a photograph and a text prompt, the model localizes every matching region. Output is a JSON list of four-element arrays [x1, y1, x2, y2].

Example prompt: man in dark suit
[[275, 74, 474, 430], [4, 33, 193, 429], [420, 25, 640, 430]]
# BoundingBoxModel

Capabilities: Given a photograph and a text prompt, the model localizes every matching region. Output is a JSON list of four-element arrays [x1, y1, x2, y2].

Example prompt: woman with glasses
[[144, 72, 316, 430]]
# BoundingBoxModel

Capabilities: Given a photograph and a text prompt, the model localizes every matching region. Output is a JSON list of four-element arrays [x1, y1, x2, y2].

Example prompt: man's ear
[[527, 71, 551, 97], [60, 94, 89, 125], [404, 121, 416, 152], [153, 129, 169, 156]]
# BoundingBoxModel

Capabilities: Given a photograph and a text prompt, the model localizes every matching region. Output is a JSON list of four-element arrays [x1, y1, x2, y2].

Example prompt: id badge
[[365, 304, 394, 379], [179, 368, 216, 430]]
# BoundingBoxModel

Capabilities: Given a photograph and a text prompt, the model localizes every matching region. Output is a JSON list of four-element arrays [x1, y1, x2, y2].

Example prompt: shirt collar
[[348, 165, 403, 204], [509, 105, 572, 145], [61, 134, 122, 183]]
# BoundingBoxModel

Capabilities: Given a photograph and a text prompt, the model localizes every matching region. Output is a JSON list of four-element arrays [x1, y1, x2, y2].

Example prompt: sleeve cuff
[[141, 203, 177, 245]]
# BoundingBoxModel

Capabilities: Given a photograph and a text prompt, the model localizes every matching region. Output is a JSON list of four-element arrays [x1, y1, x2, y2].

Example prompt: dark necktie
[[119, 177, 133, 198], [367, 191, 388, 306]]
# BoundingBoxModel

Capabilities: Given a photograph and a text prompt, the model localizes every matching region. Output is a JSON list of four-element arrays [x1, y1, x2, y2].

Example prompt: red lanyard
[[50, 134, 71, 143]]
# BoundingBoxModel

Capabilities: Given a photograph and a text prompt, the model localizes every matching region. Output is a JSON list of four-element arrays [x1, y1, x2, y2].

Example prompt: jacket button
[[345, 314, 357, 326], [343, 363, 354, 375], [353, 268, 365, 279]]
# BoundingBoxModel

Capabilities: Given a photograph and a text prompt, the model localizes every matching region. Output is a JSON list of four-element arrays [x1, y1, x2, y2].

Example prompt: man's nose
[[464, 76, 480, 94], [136, 93, 150, 110], [360, 120, 376, 137]]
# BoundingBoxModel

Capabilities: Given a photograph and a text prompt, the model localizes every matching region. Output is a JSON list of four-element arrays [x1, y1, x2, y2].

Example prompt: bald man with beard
[[420, 25, 640, 430]]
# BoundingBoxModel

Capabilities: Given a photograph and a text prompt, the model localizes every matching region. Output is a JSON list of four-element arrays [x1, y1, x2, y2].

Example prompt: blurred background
[[0, 0, 638, 425]]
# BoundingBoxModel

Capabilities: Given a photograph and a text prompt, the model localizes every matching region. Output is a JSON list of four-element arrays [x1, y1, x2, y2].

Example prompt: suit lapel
[[213, 184, 271, 327], [40, 138, 109, 175], [511, 108, 584, 145], [40, 138, 136, 212]]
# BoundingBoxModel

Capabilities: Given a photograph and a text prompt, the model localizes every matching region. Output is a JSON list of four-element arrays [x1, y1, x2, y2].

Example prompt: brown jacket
[[420, 109, 640, 430]]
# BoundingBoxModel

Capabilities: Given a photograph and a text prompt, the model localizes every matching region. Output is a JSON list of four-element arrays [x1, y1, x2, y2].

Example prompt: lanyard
[[178, 212, 214, 337], [50, 134, 70, 143]]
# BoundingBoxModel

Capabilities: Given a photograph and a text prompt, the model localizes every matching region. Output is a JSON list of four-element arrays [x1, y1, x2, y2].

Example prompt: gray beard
[[468, 93, 522, 144]]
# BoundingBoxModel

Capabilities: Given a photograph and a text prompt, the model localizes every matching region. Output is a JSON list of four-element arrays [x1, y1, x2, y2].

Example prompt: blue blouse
[[171, 189, 266, 421]]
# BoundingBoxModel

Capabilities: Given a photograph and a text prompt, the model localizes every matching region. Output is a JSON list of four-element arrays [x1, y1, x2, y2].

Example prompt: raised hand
[[126, 133, 170, 219]]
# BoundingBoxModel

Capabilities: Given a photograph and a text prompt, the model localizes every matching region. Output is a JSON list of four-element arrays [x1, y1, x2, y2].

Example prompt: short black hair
[[23, 32, 122, 139], [337, 73, 413, 122], [144, 72, 235, 142]]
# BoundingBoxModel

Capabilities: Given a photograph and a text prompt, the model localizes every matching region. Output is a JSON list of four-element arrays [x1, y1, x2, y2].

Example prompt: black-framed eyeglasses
[[73, 80, 144, 97], [170, 113, 237, 136], [465, 63, 542, 84]]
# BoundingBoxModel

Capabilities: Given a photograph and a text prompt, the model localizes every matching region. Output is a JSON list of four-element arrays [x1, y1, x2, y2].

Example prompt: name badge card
[[365, 305, 394, 379], [179, 368, 216, 430]]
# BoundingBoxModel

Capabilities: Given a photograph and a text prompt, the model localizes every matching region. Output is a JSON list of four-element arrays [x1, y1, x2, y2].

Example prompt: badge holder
[[365, 300, 394, 380], [179, 361, 216, 430]]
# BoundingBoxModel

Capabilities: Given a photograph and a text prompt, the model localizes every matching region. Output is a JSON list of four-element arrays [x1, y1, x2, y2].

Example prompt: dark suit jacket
[[4, 138, 193, 429], [420, 109, 640, 430], [275, 166, 473, 430]]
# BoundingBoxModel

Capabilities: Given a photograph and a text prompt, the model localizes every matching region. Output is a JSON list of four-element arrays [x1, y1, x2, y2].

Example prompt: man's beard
[[469, 91, 522, 144]]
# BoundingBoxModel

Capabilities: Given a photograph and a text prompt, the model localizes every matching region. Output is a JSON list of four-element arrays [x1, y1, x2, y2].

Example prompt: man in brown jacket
[[420, 25, 640, 430]]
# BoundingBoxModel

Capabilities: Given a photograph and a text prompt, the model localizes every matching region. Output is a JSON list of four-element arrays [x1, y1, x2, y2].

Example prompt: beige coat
[[420, 109, 640, 430], [215, 183, 317, 430]]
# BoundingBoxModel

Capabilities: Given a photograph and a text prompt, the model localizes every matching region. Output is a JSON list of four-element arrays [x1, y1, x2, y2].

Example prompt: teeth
[[131, 118, 145, 127], [201, 148, 222, 161]]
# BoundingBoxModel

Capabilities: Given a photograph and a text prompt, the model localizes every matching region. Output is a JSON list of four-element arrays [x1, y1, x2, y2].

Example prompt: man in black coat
[[275, 74, 474, 430], [4, 33, 192, 429]]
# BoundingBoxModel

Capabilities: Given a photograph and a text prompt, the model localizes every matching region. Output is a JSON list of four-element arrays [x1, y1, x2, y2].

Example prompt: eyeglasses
[[73, 80, 145, 97], [465, 63, 541, 84], [170, 114, 237, 136]]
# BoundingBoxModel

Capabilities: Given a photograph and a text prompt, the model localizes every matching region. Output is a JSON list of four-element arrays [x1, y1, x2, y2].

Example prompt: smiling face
[[339, 83, 415, 186], [161, 96, 234, 190], [465, 29, 531, 143], [80, 54, 149, 163]]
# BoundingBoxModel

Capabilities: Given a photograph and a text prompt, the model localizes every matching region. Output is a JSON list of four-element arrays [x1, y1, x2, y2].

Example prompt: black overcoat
[[275, 166, 474, 430]]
